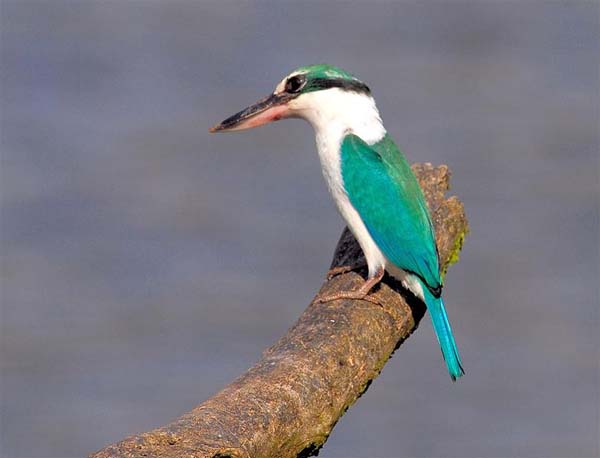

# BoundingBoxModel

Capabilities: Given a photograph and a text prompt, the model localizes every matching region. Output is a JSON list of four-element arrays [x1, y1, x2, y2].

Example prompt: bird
[[209, 64, 464, 381]]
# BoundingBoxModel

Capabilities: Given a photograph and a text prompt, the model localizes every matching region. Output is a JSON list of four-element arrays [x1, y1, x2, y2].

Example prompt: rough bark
[[90, 163, 468, 458]]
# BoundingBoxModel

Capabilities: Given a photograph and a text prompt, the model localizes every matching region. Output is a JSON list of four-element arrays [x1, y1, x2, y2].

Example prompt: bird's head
[[209, 64, 377, 134]]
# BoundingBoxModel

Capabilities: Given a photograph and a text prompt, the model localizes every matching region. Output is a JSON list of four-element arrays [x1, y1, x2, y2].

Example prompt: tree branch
[[90, 163, 468, 458]]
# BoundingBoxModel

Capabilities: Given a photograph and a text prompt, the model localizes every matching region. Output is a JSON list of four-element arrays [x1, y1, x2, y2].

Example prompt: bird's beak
[[209, 93, 293, 133]]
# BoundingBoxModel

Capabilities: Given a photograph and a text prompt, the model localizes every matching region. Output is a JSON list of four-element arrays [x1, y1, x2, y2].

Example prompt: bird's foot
[[315, 267, 385, 305], [326, 262, 367, 280]]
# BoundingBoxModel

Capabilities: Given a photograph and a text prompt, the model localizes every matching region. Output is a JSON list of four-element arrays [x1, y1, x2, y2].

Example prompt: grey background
[[1, 1, 598, 457]]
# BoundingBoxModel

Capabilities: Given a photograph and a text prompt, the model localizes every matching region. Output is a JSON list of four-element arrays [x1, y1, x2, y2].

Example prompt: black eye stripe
[[282, 75, 371, 96], [309, 78, 371, 95]]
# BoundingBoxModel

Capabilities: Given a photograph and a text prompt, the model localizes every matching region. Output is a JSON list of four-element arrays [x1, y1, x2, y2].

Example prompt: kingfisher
[[209, 64, 464, 381]]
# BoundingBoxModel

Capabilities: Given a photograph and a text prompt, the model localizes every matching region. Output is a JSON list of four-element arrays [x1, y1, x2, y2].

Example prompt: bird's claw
[[326, 265, 355, 280], [312, 291, 383, 306]]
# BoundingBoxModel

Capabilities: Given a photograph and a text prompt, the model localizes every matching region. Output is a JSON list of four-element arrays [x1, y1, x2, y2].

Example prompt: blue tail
[[422, 283, 464, 381]]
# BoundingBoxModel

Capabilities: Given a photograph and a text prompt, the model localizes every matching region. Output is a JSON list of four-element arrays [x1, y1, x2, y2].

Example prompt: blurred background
[[1, 1, 598, 457]]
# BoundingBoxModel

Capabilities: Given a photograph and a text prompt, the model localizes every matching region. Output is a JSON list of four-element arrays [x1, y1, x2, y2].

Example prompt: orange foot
[[315, 267, 385, 305]]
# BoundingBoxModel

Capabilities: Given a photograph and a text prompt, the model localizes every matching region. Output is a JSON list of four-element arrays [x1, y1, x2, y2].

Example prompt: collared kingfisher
[[210, 64, 464, 381]]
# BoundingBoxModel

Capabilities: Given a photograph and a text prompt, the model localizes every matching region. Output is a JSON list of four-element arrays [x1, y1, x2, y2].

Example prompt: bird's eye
[[285, 75, 305, 94]]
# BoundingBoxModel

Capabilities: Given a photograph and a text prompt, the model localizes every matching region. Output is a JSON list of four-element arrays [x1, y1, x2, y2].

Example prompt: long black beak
[[209, 93, 292, 133]]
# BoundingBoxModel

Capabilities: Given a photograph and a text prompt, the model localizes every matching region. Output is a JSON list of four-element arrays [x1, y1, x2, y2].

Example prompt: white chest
[[300, 89, 386, 203], [300, 90, 387, 277]]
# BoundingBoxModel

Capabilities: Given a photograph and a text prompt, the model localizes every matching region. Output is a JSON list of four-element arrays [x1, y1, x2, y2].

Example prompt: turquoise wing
[[341, 133, 442, 293]]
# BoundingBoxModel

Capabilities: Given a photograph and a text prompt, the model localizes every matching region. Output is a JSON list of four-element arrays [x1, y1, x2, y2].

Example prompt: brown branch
[[90, 163, 468, 458]]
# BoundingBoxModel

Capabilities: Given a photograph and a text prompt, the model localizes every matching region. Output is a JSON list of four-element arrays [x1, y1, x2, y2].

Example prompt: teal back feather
[[340, 133, 441, 292]]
